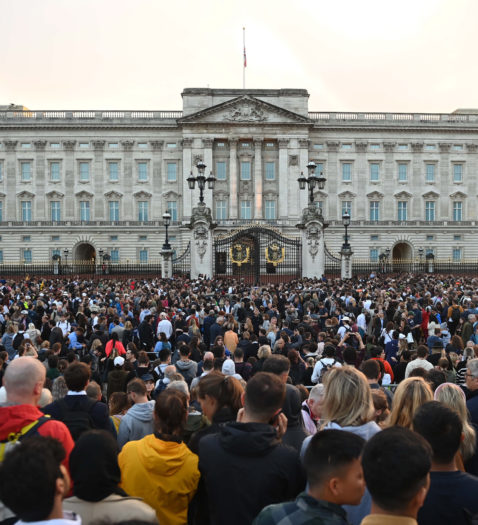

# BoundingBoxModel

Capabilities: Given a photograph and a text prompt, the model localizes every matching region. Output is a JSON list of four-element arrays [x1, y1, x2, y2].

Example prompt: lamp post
[[99, 248, 104, 275], [63, 248, 69, 273], [187, 161, 216, 205], [342, 211, 351, 249], [297, 161, 326, 205], [162, 211, 171, 250]]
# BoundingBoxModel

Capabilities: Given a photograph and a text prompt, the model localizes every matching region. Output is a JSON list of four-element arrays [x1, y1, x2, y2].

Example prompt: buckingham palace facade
[[0, 87, 477, 264]]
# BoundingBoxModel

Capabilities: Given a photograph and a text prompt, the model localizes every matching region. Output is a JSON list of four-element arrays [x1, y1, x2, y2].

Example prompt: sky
[[1, 0, 477, 113]]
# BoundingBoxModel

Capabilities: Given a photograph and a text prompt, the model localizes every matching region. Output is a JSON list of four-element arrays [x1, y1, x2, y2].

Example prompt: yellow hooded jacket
[[119, 434, 199, 525]]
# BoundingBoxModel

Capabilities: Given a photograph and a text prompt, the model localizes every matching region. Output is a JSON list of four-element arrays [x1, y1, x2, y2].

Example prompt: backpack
[[318, 358, 336, 383], [57, 398, 97, 441], [451, 307, 461, 323], [0, 416, 50, 462]]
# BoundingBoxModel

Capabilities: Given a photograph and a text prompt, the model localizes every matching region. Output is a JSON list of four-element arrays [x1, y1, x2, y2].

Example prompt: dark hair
[[0, 436, 65, 521], [323, 344, 336, 358], [47, 354, 59, 369], [287, 349, 300, 366], [362, 427, 431, 512], [126, 377, 147, 396], [197, 371, 243, 415], [244, 372, 285, 420], [262, 354, 290, 376], [234, 347, 244, 360], [179, 345, 190, 357], [409, 367, 427, 378], [109, 392, 130, 415], [159, 348, 172, 362], [155, 389, 188, 435], [212, 345, 224, 359], [361, 359, 381, 380], [416, 345, 429, 359], [64, 362, 90, 391], [305, 429, 365, 488], [425, 369, 446, 392], [342, 347, 357, 365], [413, 401, 462, 464], [369, 346, 384, 358]]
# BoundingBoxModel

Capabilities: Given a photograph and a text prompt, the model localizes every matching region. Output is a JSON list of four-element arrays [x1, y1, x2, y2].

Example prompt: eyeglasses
[[466, 373, 476, 379]]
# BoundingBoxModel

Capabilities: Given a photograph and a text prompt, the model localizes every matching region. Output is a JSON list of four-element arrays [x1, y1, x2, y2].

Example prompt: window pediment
[[422, 191, 440, 199], [46, 190, 64, 199], [133, 191, 152, 199], [394, 191, 412, 199], [338, 191, 356, 199], [104, 191, 123, 199], [75, 190, 94, 199], [163, 190, 179, 199], [17, 191, 35, 199], [450, 191, 467, 199], [366, 191, 384, 200]]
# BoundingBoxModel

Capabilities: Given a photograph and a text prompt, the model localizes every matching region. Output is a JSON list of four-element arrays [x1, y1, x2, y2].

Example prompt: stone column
[[92, 140, 105, 219], [202, 138, 214, 210], [182, 138, 193, 220], [382, 142, 396, 220], [355, 142, 368, 218], [298, 139, 309, 213], [439, 143, 451, 219], [121, 141, 134, 220], [254, 138, 263, 218], [151, 141, 164, 219], [411, 142, 423, 219], [326, 142, 340, 219], [62, 141, 76, 219], [189, 203, 215, 279], [33, 141, 47, 219], [297, 205, 325, 278], [340, 245, 353, 279], [466, 143, 478, 218], [229, 139, 238, 219], [4, 141, 17, 220], [278, 139, 289, 219]]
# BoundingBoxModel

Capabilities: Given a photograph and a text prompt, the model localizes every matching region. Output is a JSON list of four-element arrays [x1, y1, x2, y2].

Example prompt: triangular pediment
[[104, 191, 123, 199], [394, 191, 412, 199], [366, 191, 384, 200], [178, 95, 310, 125], [46, 190, 64, 199], [422, 191, 440, 199], [75, 190, 94, 199], [133, 191, 152, 199], [338, 191, 356, 199], [450, 191, 467, 199], [17, 191, 35, 199]]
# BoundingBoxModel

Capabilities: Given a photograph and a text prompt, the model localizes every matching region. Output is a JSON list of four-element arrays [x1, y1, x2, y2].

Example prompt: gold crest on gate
[[265, 242, 285, 266], [230, 243, 250, 267]]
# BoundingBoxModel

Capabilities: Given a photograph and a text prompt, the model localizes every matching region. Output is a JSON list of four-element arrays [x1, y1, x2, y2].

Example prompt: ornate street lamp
[[187, 161, 216, 204], [162, 211, 171, 250], [297, 161, 326, 205], [342, 211, 351, 249], [63, 248, 69, 266]]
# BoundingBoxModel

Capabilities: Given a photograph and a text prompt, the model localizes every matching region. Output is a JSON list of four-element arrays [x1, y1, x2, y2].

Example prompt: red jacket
[[372, 357, 395, 383], [105, 340, 126, 357], [0, 404, 74, 470]]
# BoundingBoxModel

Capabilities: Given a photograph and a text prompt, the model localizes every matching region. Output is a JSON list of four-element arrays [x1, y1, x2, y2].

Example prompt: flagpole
[[243, 27, 246, 89]]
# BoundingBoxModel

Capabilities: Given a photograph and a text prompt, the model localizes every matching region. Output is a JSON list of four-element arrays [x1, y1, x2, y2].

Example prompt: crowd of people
[[2, 272, 478, 524]]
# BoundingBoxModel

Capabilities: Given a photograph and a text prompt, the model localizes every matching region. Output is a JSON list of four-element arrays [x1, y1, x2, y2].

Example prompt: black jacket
[[198, 421, 305, 525]]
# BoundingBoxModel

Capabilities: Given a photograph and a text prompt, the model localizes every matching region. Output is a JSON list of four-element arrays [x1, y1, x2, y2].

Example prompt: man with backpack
[[0, 357, 75, 523], [311, 344, 342, 384], [43, 361, 112, 441]]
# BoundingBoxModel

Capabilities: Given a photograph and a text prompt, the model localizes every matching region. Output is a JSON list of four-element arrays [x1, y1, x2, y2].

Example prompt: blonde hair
[[389, 377, 433, 429], [434, 382, 476, 461], [257, 345, 272, 360], [322, 367, 374, 427]]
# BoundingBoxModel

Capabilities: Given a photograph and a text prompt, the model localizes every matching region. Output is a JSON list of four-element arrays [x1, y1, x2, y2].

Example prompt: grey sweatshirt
[[117, 400, 155, 450]]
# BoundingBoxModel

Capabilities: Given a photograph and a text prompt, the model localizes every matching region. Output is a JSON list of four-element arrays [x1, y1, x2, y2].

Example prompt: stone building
[[0, 88, 477, 264]]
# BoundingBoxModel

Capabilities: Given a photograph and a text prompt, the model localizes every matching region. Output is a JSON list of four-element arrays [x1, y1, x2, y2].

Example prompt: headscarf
[[69, 430, 127, 502]]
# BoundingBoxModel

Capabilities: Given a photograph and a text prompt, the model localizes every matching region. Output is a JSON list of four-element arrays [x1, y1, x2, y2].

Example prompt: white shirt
[[157, 318, 173, 339], [311, 358, 342, 384], [405, 358, 434, 378], [357, 313, 367, 330]]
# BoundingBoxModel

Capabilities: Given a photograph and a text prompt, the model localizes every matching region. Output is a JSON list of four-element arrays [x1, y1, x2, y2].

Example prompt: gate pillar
[[297, 204, 326, 279], [189, 203, 216, 279]]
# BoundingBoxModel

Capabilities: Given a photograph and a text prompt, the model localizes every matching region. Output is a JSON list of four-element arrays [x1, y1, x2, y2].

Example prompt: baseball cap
[[113, 356, 125, 367]]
